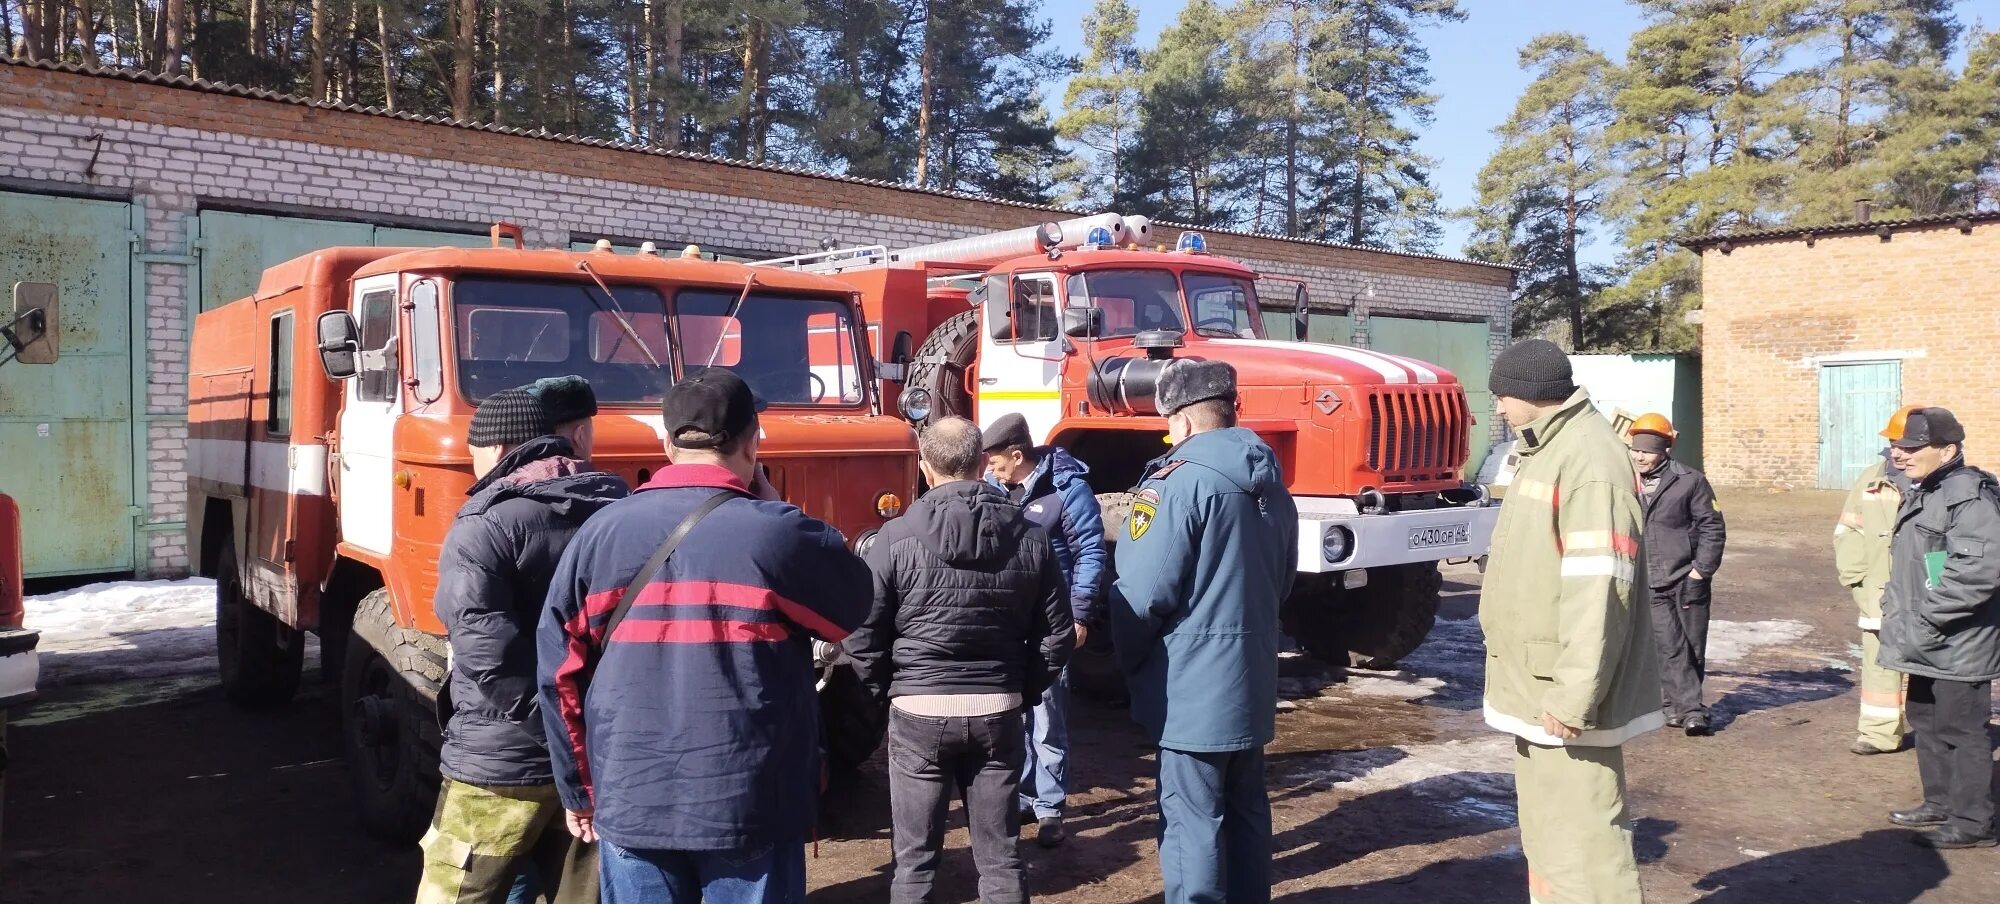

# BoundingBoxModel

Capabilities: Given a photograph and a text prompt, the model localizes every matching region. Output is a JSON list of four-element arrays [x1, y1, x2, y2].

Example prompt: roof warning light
[[1176, 231, 1208, 254]]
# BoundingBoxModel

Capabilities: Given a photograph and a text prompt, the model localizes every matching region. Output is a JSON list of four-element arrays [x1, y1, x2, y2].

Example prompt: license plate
[[1409, 523, 1469, 550]]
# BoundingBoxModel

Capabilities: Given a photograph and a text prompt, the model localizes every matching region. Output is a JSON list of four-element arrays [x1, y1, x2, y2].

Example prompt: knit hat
[[1158, 359, 1237, 415], [468, 388, 554, 448], [1489, 339, 1576, 402], [980, 413, 1034, 453], [530, 375, 598, 426]]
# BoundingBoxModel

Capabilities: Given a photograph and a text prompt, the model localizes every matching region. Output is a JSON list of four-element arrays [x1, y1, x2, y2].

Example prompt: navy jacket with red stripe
[[535, 463, 872, 851]]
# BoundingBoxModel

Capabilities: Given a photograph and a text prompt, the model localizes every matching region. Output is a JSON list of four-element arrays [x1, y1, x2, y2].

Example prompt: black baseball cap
[[662, 369, 766, 450], [1890, 406, 1966, 450]]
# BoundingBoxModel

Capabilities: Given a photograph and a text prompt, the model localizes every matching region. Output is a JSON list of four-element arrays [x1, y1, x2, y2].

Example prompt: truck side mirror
[[1063, 307, 1104, 339], [7, 282, 59, 364], [316, 310, 362, 379], [1292, 284, 1310, 342]]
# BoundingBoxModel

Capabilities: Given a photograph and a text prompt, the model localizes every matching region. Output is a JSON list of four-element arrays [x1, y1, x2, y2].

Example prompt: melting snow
[[1341, 674, 1448, 700], [1705, 619, 1813, 665], [25, 578, 218, 685], [1287, 736, 1519, 825]]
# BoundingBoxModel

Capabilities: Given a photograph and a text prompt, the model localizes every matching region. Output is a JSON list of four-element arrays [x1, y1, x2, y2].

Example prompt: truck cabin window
[[1065, 269, 1186, 338], [1183, 272, 1265, 339], [450, 276, 865, 408], [984, 274, 1060, 344]]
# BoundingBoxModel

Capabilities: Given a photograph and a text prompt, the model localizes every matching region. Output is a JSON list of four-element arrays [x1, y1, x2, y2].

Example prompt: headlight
[[1322, 526, 1353, 565], [875, 492, 904, 517], [897, 387, 932, 423], [854, 529, 881, 555]]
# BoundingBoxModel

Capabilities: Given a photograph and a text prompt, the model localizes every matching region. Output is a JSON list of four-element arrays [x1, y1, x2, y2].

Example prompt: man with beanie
[[421, 382, 629, 904], [1877, 406, 2000, 849], [1110, 360, 1296, 904], [538, 369, 875, 902], [1836, 405, 1919, 756], [1479, 338, 1660, 904], [980, 412, 1106, 846], [846, 416, 1074, 904], [1627, 413, 1726, 737]]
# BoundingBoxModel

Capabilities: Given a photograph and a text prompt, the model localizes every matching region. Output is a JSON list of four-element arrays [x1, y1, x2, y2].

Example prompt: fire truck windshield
[[1065, 268, 1265, 340], [450, 276, 868, 409]]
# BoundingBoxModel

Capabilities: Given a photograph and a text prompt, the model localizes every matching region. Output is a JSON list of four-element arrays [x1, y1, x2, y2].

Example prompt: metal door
[[198, 211, 482, 312], [977, 272, 1065, 442], [336, 274, 401, 554], [1368, 317, 1495, 476], [1819, 361, 1901, 489], [0, 190, 137, 577]]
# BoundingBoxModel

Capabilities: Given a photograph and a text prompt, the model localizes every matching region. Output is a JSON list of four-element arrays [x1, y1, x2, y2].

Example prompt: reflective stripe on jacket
[[1835, 459, 1901, 629]]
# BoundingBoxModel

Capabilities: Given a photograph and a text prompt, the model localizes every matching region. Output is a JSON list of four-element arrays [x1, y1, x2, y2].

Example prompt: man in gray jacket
[[1878, 407, 2000, 850]]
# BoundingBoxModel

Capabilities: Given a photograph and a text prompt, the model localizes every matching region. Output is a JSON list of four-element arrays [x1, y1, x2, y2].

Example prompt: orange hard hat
[[1880, 404, 1924, 441], [1628, 412, 1676, 442]]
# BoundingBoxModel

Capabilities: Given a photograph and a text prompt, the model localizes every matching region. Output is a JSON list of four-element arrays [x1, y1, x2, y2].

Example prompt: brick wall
[[0, 62, 1514, 576], [1699, 223, 2000, 487]]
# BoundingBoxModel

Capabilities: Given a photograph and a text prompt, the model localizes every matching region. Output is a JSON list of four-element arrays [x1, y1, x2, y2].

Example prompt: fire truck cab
[[187, 226, 916, 840], [762, 214, 1499, 673]]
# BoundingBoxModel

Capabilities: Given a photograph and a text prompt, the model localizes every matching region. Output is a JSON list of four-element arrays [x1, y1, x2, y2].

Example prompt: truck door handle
[[979, 377, 999, 385]]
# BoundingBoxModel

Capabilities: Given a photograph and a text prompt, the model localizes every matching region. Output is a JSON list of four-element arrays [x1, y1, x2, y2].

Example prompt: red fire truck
[[186, 226, 916, 840], [759, 214, 1498, 673]]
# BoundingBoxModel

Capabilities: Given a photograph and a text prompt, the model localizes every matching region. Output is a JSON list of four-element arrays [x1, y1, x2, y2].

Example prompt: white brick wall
[[0, 96, 1512, 576]]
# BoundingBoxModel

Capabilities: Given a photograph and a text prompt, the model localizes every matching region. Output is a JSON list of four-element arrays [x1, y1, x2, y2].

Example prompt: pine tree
[[1465, 32, 1617, 348], [907, 0, 1071, 200], [1054, 0, 1142, 209], [1119, 0, 1259, 226]]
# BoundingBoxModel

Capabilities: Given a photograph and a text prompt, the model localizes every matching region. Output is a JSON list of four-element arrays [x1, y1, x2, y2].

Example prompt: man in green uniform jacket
[[1835, 405, 1917, 756], [1480, 339, 1663, 904]]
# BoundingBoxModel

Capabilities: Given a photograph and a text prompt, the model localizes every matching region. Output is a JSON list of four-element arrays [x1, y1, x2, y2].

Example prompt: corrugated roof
[[1680, 210, 2000, 250], [1, 56, 1518, 273]]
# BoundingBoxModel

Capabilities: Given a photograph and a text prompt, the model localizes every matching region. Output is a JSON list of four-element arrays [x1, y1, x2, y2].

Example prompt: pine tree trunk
[[489, 0, 503, 125], [1833, 13, 1854, 170], [1563, 109, 1583, 350], [452, 0, 475, 120], [310, 0, 327, 98], [0, 0, 15, 63], [739, 16, 767, 161], [643, 0, 657, 140], [248, 0, 262, 55], [1285, 0, 1303, 236], [914, 0, 936, 186], [148, 0, 167, 68], [662, 0, 682, 146], [623, 21, 640, 141], [75, 0, 99, 65], [376, 0, 395, 112], [561, 0, 575, 131], [163, 0, 185, 75], [1347, 16, 1372, 246], [17, 0, 40, 61]]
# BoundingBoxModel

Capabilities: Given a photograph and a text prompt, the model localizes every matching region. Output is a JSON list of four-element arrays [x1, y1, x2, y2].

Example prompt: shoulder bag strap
[[592, 489, 748, 664]]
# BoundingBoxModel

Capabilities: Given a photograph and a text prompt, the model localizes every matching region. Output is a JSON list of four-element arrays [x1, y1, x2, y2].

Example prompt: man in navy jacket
[[536, 370, 873, 903], [981, 412, 1106, 846]]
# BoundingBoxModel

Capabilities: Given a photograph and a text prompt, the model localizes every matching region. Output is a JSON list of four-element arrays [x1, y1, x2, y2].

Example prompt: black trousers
[[886, 706, 1028, 904], [1907, 675, 1997, 835], [1649, 579, 1712, 720]]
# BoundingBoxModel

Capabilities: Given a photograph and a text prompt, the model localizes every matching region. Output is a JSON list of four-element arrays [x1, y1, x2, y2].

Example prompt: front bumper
[[0, 627, 40, 710], [1294, 501, 1499, 574]]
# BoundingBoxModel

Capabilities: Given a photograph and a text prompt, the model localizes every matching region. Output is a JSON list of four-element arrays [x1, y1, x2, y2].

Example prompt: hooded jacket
[[1836, 454, 1908, 630], [847, 480, 1074, 705], [434, 436, 629, 787], [1638, 458, 1726, 591], [1479, 389, 1664, 747], [1110, 427, 1298, 753], [1877, 457, 2000, 682], [988, 447, 1108, 622], [536, 463, 873, 851]]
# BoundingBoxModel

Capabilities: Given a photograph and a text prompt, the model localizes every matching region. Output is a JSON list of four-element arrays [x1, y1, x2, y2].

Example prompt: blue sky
[[1044, 0, 2000, 260]]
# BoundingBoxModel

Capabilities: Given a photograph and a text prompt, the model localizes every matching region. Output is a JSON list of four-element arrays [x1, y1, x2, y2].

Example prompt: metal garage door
[[198, 211, 484, 311], [1258, 309, 1353, 344], [0, 190, 138, 577], [1368, 316, 1495, 476]]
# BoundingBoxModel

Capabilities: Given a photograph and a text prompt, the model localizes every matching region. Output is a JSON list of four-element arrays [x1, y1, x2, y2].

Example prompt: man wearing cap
[[1479, 339, 1660, 903], [537, 370, 876, 901], [1877, 406, 2000, 849], [1836, 405, 1919, 756], [1627, 413, 1727, 737], [422, 380, 629, 904], [980, 412, 1106, 846], [1109, 360, 1296, 904]]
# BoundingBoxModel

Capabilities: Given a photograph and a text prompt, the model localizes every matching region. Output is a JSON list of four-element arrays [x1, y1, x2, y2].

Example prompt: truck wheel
[[819, 663, 886, 774], [904, 310, 979, 425], [214, 539, 304, 707], [1281, 562, 1442, 670], [342, 588, 445, 843], [1068, 493, 1133, 705]]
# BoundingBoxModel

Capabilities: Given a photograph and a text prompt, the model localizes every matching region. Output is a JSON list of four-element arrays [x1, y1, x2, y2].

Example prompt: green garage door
[[199, 211, 485, 311], [0, 190, 138, 577], [1258, 309, 1353, 344], [1368, 316, 1495, 477]]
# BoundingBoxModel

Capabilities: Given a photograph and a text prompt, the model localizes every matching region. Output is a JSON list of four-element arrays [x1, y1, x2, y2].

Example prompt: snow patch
[[1706, 619, 1813, 665], [1287, 736, 1518, 824], [1341, 674, 1448, 700], [25, 578, 218, 685]]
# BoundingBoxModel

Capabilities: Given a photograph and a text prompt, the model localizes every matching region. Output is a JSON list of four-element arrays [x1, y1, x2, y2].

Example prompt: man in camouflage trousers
[[1835, 405, 1917, 756]]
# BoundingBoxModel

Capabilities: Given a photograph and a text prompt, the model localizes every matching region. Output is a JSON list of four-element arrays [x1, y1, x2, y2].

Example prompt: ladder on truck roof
[[753, 212, 1152, 276]]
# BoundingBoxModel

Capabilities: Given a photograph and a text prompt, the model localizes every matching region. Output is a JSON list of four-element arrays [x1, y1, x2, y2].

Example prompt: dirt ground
[[6, 488, 2000, 903]]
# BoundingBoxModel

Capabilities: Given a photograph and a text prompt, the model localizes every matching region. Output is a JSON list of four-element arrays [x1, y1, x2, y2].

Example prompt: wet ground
[[5, 489, 1999, 902]]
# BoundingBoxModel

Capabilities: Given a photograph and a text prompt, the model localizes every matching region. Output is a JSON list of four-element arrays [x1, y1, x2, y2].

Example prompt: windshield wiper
[[575, 260, 665, 371], [703, 272, 758, 369]]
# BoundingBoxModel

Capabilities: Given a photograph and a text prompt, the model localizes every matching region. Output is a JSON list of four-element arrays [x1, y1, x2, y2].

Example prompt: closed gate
[[1368, 316, 1495, 476], [197, 211, 484, 311], [1818, 361, 1901, 489], [0, 190, 138, 577]]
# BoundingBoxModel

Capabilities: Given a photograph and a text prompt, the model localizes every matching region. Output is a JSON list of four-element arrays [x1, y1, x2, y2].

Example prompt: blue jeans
[[1157, 746, 1271, 904], [598, 839, 806, 904], [1020, 667, 1070, 818]]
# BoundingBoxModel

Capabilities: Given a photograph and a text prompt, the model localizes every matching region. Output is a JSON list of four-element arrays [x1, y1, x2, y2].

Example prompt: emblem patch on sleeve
[[1128, 500, 1157, 540]]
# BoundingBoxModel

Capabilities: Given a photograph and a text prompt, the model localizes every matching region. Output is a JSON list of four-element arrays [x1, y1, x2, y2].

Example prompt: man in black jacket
[[1628, 414, 1727, 736], [847, 416, 1074, 904], [419, 380, 629, 904]]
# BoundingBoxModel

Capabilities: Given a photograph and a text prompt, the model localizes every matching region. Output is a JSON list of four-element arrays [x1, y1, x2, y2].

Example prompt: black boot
[[1913, 826, 1997, 849], [1889, 805, 1949, 828], [1683, 713, 1712, 736]]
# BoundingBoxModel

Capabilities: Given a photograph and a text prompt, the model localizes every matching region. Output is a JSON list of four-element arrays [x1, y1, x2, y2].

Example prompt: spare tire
[[903, 310, 980, 426]]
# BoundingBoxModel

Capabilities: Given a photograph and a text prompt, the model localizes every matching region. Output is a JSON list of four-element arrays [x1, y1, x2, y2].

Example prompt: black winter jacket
[[1640, 459, 1726, 591], [846, 480, 1074, 706], [1879, 459, 2000, 682], [434, 436, 628, 787]]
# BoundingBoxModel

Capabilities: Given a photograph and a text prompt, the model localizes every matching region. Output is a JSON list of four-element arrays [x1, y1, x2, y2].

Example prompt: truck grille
[[1366, 387, 1471, 482]]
